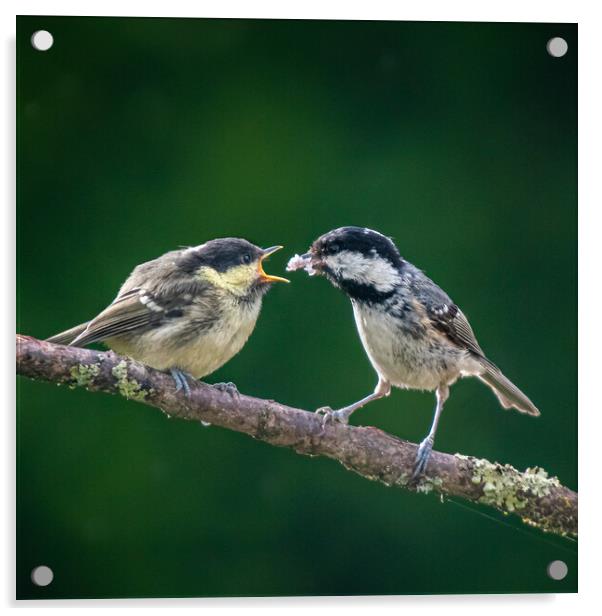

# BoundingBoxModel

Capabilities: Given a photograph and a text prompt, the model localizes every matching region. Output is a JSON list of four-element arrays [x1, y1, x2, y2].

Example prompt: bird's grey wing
[[47, 322, 90, 345], [413, 277, 485, 358], [434, 298, 539, 414], [49, 250, 201, 348], [414, 276, 539, 415], [432, 305, 486, 358], [69, 288, 189, 347]]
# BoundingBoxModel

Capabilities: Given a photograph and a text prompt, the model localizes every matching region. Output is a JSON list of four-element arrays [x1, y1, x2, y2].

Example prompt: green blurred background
[[17, 17, 577, 598]]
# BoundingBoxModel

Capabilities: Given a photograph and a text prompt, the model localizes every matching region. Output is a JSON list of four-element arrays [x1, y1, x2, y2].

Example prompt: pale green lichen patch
[[458, 454, 561, 513], [414, 475, 444, 495], [396, 473, 410, 487], [520, 512, 574, 537], [69, 363, 100, 389], [111, 360, 151, 401], [393, 471, 442, 494]]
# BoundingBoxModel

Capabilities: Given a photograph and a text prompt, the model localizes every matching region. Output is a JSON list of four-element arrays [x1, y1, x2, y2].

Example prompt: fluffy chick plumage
[[48, 238, 286, 380]]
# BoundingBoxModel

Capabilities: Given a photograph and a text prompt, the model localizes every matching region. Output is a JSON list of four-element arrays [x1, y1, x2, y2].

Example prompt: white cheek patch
[[325, 251, 400, 292]]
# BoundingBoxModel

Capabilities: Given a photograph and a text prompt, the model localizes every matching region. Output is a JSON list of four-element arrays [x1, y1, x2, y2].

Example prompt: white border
[[3, 1, 600, 613]]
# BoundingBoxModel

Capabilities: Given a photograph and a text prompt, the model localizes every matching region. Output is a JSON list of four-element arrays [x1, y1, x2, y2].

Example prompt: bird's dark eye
[[330, 243, 340, 254], [242, 254, 252, 265]]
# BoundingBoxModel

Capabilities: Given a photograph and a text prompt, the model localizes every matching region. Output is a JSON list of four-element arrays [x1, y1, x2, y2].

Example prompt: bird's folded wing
[[427, 302, 486, 359], [47, 322, 90, 345], [70, 289, 167, 347]]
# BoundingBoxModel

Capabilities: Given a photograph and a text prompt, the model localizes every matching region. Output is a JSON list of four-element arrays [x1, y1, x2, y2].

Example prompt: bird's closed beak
[[258, 246, 290, 283]]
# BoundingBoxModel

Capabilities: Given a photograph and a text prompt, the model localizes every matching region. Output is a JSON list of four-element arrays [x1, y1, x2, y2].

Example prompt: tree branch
[[16, 334, 577, 538]]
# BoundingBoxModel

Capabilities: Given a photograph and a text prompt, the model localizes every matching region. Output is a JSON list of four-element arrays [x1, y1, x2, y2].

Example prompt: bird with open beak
[[48, 239, 289, 396]]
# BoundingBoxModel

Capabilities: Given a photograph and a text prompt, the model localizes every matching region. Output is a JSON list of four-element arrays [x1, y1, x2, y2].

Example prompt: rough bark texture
[[16, 334, 577, 538]]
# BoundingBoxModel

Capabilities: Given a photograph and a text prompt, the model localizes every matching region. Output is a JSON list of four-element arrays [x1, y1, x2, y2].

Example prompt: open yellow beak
[[258, 246, 290, 283]]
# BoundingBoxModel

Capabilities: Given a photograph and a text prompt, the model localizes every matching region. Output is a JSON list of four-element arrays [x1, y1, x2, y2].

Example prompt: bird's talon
[[170, 369, 193, 398], [213, 382, 239, 397], [332, 410, 350, 424], [315, 407, 332, 427], [315, 407, 349, 425], [411, 437, 434, 480]]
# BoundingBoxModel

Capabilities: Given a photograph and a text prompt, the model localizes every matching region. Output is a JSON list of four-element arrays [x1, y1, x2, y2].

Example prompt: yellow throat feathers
[[196, 264, 258, 295]]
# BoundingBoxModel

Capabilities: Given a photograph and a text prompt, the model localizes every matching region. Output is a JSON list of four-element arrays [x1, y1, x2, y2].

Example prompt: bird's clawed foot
[[315, 406, 351, 426], [411, 436, 434, 480], [213, 382, 239, 397], [170, 368, 193, 398]]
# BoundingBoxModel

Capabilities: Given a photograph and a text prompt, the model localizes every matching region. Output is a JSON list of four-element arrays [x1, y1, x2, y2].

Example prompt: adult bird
[[287, 226, 539, 477]]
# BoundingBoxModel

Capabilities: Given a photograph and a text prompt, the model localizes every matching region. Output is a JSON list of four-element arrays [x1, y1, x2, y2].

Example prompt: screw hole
[[31, 565, 54, 586], [547, 37, 568, 58], [547, 560, 568, 580], [31, 30, 54, 51]]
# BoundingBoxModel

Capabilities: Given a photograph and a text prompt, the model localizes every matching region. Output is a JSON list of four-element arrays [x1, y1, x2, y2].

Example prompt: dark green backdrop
[[17, 16, 577, 598]]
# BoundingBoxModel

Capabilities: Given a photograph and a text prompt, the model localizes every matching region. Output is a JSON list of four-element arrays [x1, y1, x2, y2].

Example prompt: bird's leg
[[316, 377, 391, 425], [412, 384, 449, 479], [170, 368, 193, 398], [213, 382, 239, 397]]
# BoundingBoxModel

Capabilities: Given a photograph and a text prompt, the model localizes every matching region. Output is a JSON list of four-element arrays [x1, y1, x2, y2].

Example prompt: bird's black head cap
[[179, 238, 264, 273], [312, 226, 403, 268]]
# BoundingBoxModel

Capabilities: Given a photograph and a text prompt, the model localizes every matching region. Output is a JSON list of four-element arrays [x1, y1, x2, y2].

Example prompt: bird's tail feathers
[[478, 361, 540, 417], [46, 322, 90, 347]]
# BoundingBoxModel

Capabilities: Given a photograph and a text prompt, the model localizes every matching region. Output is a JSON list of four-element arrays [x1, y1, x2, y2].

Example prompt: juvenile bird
[[48, 238, 288, 395], [287, 226, 539, 477]]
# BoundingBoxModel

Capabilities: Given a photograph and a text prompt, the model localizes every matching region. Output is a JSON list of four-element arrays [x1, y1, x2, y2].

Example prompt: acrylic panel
[[16, 16, 577, 599]]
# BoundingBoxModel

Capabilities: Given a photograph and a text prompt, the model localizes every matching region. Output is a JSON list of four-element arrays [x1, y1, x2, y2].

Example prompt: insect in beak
[[303, 251, 322, 273], [258, 246, 290, 283]]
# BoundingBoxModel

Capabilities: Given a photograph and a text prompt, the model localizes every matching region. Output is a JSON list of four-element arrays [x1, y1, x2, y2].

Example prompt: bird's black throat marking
[[336, 277, 397, 303]]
